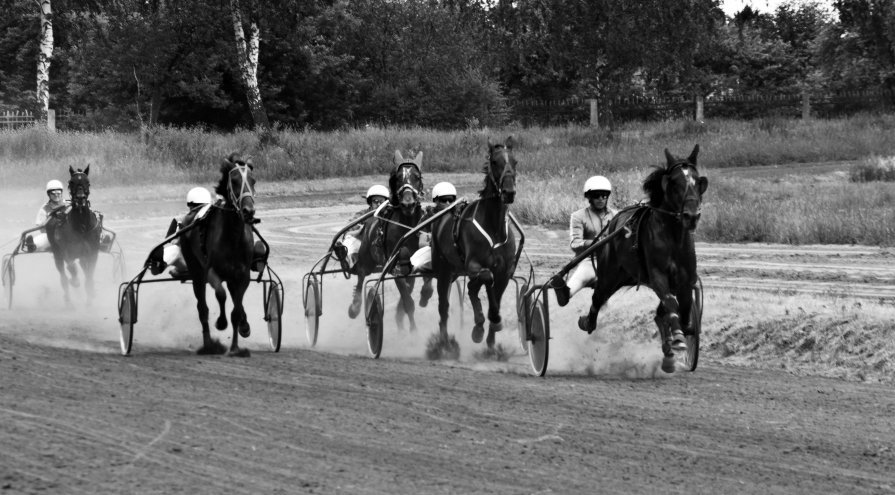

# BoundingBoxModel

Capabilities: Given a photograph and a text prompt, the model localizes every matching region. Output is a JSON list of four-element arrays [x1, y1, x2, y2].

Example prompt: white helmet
[[366, 184, 389, 200], [186, 187, 212, 205], [431, 182, 457, 199], [583, 176, 612, 195], [46, 179, 64, 192]]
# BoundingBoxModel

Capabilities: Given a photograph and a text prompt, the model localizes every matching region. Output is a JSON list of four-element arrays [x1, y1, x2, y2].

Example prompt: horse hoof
[[489, 321, 503, 333], [486, 330, 496, 348], [661, 356, 676, 373], [229, 347, 251, 358], [419, 286, 433, 307], [197, 341, 227, 355], [238, 323, 251, 338], [215, 317, 228, 331], [671, 332, 687, 352], [348, 302, 360, 319], [578, 315, 595, 334], [471, 325, 485, 344]]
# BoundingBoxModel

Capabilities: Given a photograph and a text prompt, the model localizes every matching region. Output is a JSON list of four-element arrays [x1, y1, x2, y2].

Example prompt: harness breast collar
[[470, 201, 509, 249]]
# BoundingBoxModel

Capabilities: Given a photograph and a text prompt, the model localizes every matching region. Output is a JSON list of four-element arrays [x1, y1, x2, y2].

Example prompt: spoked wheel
[[304, 275, 320, 347], [527, 296, 550, 376], [266, 283, 283, 352], [2, 257, 13, 310], [680, 278, 703, 372], [118, 285, 136, 356], [516, 283, 530, 352], [366, 287, 384, 358]]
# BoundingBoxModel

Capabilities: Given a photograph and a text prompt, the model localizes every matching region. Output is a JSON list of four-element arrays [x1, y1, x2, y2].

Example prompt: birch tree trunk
[[229, 0, 269, 129], [36, 0, 53, 125]]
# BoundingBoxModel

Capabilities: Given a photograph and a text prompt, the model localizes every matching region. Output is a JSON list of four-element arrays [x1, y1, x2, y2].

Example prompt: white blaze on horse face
[[682, 168, 697, 187]]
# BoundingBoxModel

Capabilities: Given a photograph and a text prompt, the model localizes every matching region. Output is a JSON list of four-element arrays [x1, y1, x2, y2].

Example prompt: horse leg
[[394, 277, 417, 332], [579, 275, 616, 333], [228, 278, 251, 357], [484, 275, 510, 348], [80, 253, 97, 304], [654, 303, 675, 373], [348, 270, 365, 319], [648, 271, 687, 355], [67, 261, 79, 288], [208, 269, 228, 331], [192, 275, 225, 355], [436, 274, 452, 337], [53, 254, 71, 306], [420, 276, 434, 307], [467, 276, 486, 344]]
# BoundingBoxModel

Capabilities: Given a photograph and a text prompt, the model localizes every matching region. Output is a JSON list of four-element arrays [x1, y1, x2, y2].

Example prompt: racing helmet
[[186, 187, 212, 206], [366, 184, 389, 202], [431, 182, 457, 200], [46, 179, 64, 192], [583, 176, 612, 196]]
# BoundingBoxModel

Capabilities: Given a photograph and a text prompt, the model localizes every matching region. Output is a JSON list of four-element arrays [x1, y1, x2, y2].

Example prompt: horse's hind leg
[[66, 261, 79, 288], [227, 279, 251, 358], [395, 277, 417, 332], [655, 303, 675, 373], [53, 255, 71, 306], [348, 271, 364, 319], [420, 276, 434, 307], [208, 269, 228, 331], [192, 275, 225, 355], [80, 254, 98, 304]]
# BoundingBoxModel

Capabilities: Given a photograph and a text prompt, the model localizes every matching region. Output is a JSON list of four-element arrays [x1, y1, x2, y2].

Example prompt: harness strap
[[471, 217, 509, 249]]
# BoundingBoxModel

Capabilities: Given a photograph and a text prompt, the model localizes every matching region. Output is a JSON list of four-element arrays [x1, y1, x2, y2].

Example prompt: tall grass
[[3, 116, 895, 244]]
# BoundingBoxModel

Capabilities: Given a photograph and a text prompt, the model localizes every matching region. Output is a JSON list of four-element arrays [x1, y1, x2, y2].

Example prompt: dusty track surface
[[2, 195, 895, 494]]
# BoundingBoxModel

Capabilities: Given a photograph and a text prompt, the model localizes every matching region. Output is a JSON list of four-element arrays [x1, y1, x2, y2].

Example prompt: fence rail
[[0, 109, 85, 130]]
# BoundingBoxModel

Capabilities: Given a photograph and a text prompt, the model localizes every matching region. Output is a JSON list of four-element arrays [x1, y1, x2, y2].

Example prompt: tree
[[816, 0, 895, 92], [35, 0, 52, 123], [229, 0, 269, 129]]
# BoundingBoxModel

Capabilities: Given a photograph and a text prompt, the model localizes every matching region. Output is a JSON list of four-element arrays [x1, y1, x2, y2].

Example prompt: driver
[[410, 181, 457, 272], [23, 179, 69, 252], [553, 175, 617, 306], [334, 184, 389, 270], [148, 187, 213, 276]]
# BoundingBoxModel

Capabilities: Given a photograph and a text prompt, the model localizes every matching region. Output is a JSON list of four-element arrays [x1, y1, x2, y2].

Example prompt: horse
[[580, 144, 708, 373], [348, 150, 428, 332], [430, 137, 518, 350], [180, 154, 257, 357], [45, 165, 102, 306]]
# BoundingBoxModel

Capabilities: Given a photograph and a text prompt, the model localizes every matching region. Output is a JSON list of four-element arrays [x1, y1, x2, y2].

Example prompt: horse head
[[484, 137, 517, 204], [68, 165, 91, 210], [389, 150, 424, 215], [644, 145, 708, 231], [217, 153, 256, 223]]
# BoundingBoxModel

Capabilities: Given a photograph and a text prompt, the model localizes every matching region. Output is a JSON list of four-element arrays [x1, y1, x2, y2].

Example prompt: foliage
[[850, 156, 895, 182]]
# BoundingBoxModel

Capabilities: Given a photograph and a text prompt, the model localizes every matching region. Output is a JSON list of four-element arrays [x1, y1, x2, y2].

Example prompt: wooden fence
[[0, 109, 85, 131]]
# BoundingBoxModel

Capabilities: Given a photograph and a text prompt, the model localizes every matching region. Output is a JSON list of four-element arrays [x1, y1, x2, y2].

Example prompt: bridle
[[68, 172, 90, 209], [486, 147, 516, 201], [395, 163, 422, 199], [226, 163, 255, 221], [648, 162, 701, 221]]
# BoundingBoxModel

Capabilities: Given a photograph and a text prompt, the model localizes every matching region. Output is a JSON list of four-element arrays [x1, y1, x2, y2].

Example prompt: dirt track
[[2, 197, 895, 493]]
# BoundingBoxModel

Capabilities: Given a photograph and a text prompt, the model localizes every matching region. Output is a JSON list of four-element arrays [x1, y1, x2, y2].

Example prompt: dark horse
[[181, 154, 256, 357], [45, 165, 102, 305], [349, 150, 427, 331], [581, 144, 708, 373], [430, 137, 518, 349]]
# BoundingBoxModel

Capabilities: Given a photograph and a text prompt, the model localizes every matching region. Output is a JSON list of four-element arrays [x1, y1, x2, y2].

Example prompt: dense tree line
[[0, 0, 892, 130]]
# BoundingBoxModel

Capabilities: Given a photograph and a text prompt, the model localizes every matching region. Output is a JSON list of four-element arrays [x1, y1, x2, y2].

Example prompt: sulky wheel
[[527, 296, 550, 376], [2, 257, 13, 310], [516, 283, 530, 353], [366, 287, 384, 358], [266, 283, 283, 352], [118, 285, 136, 355], [681, 278, 703, 372], [304, 275, 320, 347]]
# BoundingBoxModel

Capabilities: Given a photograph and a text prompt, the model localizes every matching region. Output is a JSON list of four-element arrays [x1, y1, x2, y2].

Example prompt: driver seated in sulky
[[23, 180, 69, 253], [148, 187, 213, 277], [334, 184, 389, 271], [410, 181, 458, 272]]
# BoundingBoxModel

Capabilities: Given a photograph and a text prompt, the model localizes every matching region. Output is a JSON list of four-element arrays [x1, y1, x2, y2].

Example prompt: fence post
[[47, 108, 56, 132], [694, 95, 705, 122], [589, 98, 599, 128], [801, 91, 811, 120]]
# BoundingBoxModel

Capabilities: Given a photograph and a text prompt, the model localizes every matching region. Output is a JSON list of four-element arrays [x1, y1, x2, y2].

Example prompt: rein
[[483, 148, 514, 199]]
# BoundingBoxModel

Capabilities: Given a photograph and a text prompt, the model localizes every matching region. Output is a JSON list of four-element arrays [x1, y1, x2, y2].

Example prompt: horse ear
[[505, 136, 515, 149], [69, 165, 76, 176], [664, 148, 675, 166], [688, 144, 700, 165], [698, 176, 708, 195], [84, 165, 90, 176], [394, 150, 404, 165], [413, 151, 423, 166]]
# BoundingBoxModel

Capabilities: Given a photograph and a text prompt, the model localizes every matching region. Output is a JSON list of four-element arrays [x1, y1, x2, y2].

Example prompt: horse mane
[[215, 153, 249, 201], [479, 144, 507, 198], [642, 164, 668, 207]]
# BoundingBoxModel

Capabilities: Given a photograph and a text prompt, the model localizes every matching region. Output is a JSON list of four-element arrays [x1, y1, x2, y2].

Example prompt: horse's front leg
[[192, 274, 225, 355], [53, 253, 71, 307], [420, 276, 434, 307], [467, 276, 486, 344], [227, 275, 251, 358], [348, 270, 365, 319], [394, 277, 417, 332], [648, 270, 687, 361], [484, 275, 510, 348], [80, 253, 98, 304], [208, 269, 228, 331]]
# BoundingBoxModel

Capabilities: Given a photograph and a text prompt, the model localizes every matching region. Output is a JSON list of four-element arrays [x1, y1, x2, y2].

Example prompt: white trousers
[[410, 246, 431, 271], [32, 232, 50, 251], [568, 259, 597, 297], [163, 245, 187, 274], [344, 235, 361, 267]]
